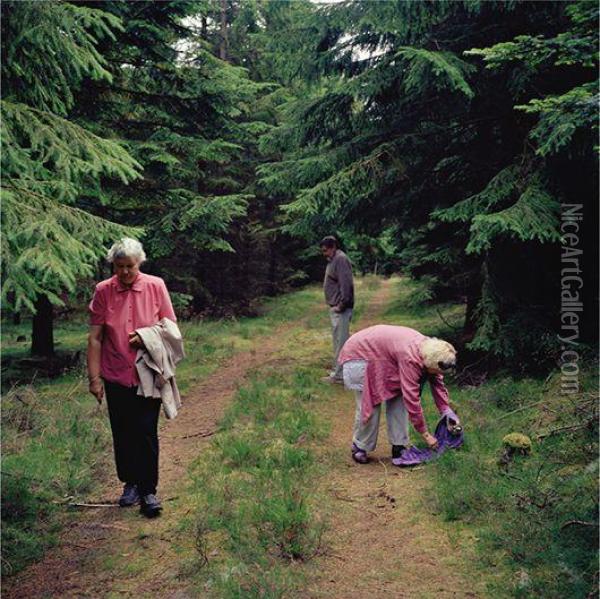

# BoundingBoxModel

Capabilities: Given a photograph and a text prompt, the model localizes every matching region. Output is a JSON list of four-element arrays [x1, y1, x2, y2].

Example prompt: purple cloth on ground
[[393, 415, 464, 467]]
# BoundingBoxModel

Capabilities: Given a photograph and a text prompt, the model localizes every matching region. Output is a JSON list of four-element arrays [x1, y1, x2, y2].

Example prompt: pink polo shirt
[[338, 325, 452, 433], [89, 272, 176, 387]]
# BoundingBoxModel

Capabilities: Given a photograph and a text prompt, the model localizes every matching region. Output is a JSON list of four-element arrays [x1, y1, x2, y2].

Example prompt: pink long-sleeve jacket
[[338, 325, 452, 433]]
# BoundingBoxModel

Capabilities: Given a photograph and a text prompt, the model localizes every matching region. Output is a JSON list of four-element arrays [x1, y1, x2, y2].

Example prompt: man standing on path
[[320, 236, 354, 384]]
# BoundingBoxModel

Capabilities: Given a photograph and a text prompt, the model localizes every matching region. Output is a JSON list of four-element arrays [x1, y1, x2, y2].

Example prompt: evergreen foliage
[[73, 0, 309, 313], [1, 1, 141, 323], [258, 0, 598, 365], [2, 0, 597, 360]]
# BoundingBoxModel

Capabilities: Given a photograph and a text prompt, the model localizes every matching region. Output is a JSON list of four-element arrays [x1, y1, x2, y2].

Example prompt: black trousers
[[105, 381, 161, 496]]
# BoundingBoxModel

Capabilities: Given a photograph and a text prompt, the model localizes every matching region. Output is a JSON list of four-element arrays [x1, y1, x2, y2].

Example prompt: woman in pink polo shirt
[[87, 238, 176, 517], [338, 325, 459, 465]]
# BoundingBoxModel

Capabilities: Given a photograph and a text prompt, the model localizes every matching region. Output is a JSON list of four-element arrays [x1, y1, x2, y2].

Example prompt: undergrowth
[[384, 277, 598, 597], [431, 369, 598, 598]]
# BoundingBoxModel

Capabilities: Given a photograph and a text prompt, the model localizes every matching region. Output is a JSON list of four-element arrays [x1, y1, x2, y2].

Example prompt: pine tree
[[70, 0, 286, 312], [257, 0, 598, 367], [1, 1, 141, 356]]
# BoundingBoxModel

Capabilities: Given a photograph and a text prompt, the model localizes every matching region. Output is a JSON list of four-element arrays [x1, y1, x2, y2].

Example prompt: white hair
[[106, 238, 147, 264], [420, 337, 457, 372]]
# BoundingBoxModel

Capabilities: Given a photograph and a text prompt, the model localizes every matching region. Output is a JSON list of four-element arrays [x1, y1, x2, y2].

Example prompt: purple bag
[[392, 413, 464, 467]]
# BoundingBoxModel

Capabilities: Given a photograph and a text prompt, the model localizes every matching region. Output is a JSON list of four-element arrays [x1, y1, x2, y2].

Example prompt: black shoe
[[118, 483, 140, 507], [391, 445, 406, 460], [140, 493, 162, 518]]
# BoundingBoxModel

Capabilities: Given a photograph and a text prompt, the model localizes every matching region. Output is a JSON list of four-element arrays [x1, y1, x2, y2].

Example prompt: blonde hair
[[420, 337, 457, 372], [106, 238, 146, 264]]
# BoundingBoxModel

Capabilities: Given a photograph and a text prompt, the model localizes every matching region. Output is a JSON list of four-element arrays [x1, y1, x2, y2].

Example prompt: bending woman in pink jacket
[[337, 325, 459, 465]]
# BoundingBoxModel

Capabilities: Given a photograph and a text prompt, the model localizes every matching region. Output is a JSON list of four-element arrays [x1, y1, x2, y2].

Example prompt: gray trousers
[[353, 391, 410, 452], [329, 307, 352, 380]]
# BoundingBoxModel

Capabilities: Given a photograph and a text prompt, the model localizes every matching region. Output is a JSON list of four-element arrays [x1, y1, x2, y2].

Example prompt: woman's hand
[[422, 431, 439, 450], [89, 376, 104, 404], [128, 332, 143, 348]]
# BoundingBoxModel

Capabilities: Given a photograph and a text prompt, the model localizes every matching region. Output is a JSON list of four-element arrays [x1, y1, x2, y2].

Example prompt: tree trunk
[[219, 0, 228, 61], [31, 294, 54, 357], [462, 290, 479, 345]]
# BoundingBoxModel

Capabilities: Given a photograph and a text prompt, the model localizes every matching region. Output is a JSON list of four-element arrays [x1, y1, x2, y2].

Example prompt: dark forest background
[[2, 0, 598, 368]]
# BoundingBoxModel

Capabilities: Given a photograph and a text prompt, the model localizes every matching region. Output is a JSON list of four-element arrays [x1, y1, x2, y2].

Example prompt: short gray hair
[[106, 238, 147, 264]]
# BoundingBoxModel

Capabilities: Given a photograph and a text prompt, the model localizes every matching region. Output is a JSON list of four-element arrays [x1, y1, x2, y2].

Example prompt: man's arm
[[336, 256, 354, 311]]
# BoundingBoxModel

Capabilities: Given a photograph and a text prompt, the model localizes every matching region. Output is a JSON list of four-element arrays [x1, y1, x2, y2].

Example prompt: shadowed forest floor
[[4, 277, 497, 598]]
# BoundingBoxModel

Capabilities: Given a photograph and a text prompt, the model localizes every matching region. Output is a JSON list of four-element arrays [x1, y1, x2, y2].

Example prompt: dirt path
[[303, 278, 485, 598], [4, 309, 322, 599], [6, 279, 485, 598]]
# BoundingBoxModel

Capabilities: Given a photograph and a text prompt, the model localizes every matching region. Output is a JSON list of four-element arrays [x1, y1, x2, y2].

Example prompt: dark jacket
[[323, 250, 354, 310]]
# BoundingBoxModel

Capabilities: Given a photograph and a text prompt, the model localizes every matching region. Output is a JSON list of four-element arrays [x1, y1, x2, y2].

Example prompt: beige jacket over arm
[[135, 318, 185, 419]]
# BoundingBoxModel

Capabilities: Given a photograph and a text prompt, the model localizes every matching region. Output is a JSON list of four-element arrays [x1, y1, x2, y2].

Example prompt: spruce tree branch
[[104, 84, 198, 102]]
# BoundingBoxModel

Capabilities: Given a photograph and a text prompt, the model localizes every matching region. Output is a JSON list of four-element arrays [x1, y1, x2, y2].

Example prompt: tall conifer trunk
[[31, 294, 54, 357], [219, 0, 228, 61]]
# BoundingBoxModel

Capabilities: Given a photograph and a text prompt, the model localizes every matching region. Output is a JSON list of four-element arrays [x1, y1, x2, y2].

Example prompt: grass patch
[[383, 276, 465, 339], [378, 277, 598, 596], [1, 374, 110, 576], [187, 373, 328, 598], [430, 368, 598, 597]]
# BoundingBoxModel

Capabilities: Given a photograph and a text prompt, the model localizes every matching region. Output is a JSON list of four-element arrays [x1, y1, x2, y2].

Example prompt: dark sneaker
[[140, 493, 162, 518], [351, 442, 368, 464], [391, 445, 407, 466], [118, 483, 140, 507]]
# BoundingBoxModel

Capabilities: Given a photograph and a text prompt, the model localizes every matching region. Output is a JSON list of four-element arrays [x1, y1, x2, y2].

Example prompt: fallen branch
[[64, 502, 119, 508], [498, 399, 547, 420], [165, 430, 216, 440], [537, 422, 592, 440], [182, 430, 216, 439], [561, 520, 597, 530]]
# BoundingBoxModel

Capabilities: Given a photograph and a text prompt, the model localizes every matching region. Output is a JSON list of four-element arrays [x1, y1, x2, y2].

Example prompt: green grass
[[383, 276, 465, 339], [0, 283, 326, 578], [0, 277, 379, 579], [175, 277, 383, 598], [370, 277, 598, 597], [5, 275, 594, 598], [429, 369, 598, 598], [185, 371, 328, 598]]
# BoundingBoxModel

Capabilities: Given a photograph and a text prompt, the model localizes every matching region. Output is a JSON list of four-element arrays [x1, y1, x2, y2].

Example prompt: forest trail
[[5, 279, 484, 598], [3, 300, 325, 599], [303, 278, 485, 598]]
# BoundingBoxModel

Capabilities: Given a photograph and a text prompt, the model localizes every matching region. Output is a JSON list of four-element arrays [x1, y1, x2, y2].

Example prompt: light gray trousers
[[344, 360, 410, 452], [329, 307, 352, 380], [352, 392, 410, 452]]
